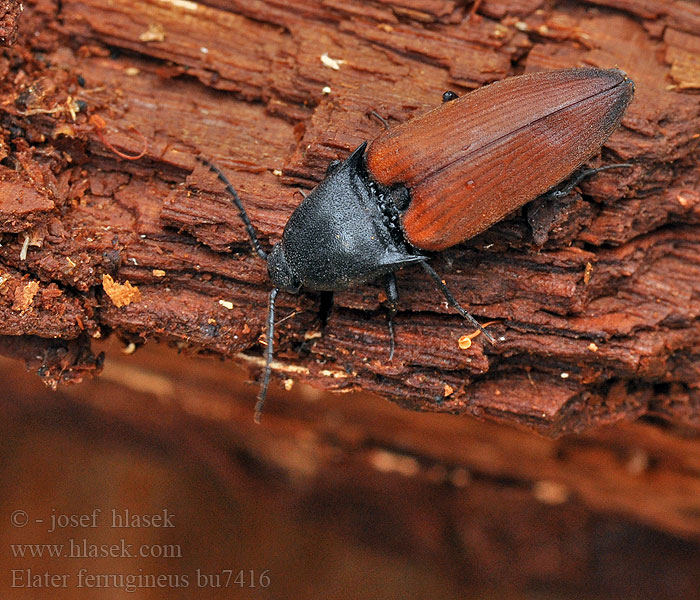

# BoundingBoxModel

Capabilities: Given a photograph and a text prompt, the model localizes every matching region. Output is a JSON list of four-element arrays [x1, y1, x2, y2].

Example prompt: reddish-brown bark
[[0, 0, 698, 437]]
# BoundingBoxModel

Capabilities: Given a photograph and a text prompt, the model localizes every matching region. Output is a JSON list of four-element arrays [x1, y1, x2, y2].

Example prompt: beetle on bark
[[199, 67, 635, 422]]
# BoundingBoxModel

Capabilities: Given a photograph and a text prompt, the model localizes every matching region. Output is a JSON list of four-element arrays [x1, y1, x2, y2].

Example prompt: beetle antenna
[[420, 261, 497, 344], [254, 287, 279, 423], [196, 156, 268, 260]]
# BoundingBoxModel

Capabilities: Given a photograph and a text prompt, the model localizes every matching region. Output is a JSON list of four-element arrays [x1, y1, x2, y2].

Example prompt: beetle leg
[[420, 262, 496, 345], [384, 273, 399, 360], [254, 287, 279, 424], [547, 163, 633, 200], [369, 110, 391, 130], [319, 290, 334, 328]]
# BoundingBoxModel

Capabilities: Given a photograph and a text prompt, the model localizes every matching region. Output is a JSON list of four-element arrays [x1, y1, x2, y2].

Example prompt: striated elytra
[[368, 68, 634, 250], [199, 67, 635, 422]]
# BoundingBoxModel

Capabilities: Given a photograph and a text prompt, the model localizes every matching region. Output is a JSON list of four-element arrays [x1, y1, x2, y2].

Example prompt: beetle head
[[267, 243, 301, 293]]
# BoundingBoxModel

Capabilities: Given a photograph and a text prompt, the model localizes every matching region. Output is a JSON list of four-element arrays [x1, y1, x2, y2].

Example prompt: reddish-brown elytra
[[199, 67, 635, 421], [366, 68, 635, 250]]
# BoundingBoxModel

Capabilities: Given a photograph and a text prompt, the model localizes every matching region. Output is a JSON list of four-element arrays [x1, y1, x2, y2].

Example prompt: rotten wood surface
[[0, 0, 699, 436]]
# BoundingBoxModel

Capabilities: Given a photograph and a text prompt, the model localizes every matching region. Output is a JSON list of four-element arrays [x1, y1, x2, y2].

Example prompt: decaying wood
[[0, 0, 699, 435], [0, 0, 22, 46]]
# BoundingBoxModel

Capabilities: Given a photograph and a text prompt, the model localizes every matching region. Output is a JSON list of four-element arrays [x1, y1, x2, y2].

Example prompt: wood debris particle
[[139, 23, 165, 42], [320, 53, 344, 70], [19, 234, 29, 260], [533, 480, 570, 505], [369, 449, 420, 477], [102, 274, 141, 307], [667, 46, 700, 90], [626, 448, 649, 475], [13, 280, 39, 311], [450, 468, 470, 487], [584, 262, 594, 284]]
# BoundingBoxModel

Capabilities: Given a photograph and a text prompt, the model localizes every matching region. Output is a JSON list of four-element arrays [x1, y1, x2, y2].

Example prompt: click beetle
[[199, 67, 635, 422]]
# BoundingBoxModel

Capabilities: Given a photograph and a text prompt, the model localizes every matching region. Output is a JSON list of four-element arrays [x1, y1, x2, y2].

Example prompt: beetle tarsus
[[387, 319, 395, 361], [369, 110, 390, 130], [384, 273, 399, 360], [420, 261, 496, 345], [196, 155, 268, 261], [254, 287, 279, 423], [548, 163, 633, 200]]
